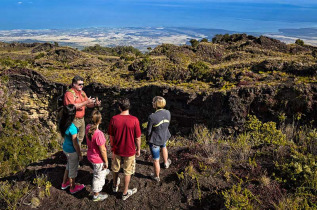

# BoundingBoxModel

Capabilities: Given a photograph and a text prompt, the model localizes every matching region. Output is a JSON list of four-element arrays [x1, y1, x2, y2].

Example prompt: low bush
[[295, 39, 305, 46], [188, 61, 211, 81], [245, 115, 287, 146], [0, 57, 30, 69], [222, 182, 258, 209], [0, 77, 58, 177], [83, 44, 142, 57], [0, 181, 29, 210], [274, 147, 317, 190], [33, 174, 52, 197]]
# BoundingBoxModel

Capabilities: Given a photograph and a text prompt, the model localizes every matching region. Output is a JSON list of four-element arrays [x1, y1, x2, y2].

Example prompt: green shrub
[[190, 39, 199, 48], [83, 45, 142, 57], [230, 133, 252, 161], [294, 127, 317, 154], [0, 57, 30, 68], [120, 54, 135, 61], [34, 52, 45, 60], [0, 181, 29, 210], [245, 115, 287, 146], [275, 195, 311, 210], [33, 174, 52, 197], [0, 78, 51, 177], [140, 134, 148, 149], [188, 61, 210, 81], [177, 164, 202, 201], [222, 182, 258, 209], [295, 39, 304, 46], [0, 121, 48, 176], [130, 57, 189, 81], [274, 147, 317, 190], [212, 34, 231, 43], [190, 124, 212, 144]]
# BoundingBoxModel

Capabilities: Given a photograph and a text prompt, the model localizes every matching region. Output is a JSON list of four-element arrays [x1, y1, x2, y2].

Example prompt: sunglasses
[[78, 83, 84, 86]]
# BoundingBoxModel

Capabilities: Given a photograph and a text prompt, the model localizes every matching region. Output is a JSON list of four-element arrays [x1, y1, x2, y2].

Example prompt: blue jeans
[[149, 143, 166, 160]]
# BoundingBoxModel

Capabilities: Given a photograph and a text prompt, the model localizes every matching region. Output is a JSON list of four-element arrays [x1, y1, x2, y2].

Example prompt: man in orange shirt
[[64, 75, 101, 146]]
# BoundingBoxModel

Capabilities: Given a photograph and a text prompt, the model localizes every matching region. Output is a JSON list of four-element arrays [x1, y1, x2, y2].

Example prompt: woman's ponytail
[[88, 110, 102, 140]]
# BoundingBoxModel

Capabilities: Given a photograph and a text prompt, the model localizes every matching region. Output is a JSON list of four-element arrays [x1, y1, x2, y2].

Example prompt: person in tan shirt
[[64, 75, 101, 146]]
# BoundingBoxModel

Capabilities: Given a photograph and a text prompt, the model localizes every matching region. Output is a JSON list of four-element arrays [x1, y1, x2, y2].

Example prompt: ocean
[[0, 1, 316, 33]]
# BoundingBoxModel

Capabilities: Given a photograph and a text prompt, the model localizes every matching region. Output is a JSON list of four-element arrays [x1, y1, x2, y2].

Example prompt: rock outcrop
[[3, 68, 317, 137]]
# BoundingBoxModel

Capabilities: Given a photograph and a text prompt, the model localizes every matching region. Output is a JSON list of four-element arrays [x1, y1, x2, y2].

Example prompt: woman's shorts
[[149, 143, 166, 160], [64, 151, 79, 178]]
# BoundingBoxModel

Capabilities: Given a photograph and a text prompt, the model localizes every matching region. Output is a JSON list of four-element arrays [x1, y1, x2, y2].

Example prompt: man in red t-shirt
[[64, 75, 101, 146], [108, 98, 141, 200]]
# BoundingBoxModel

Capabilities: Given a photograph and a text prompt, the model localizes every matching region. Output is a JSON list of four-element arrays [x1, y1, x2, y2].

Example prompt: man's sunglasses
[[78, 83, 84, 86]]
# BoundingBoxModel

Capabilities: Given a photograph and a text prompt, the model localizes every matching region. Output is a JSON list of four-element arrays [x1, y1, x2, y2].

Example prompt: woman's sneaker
[[93, 193, 108, 201], [122, 188, 137, 200], [102, 169, 110, 177], [112, 177, 120, 192], [61, 181, 70, 190], [164, 159, 172, 169], [70, 184, 85, 194]]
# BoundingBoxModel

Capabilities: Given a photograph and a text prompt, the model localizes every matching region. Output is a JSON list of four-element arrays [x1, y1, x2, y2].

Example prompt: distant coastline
[[0, 27, 316, 51]]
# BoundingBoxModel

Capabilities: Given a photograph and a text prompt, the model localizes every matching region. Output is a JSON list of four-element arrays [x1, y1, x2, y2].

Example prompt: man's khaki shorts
[[73, 118, 85, 145], [112, 154, 135, 175]]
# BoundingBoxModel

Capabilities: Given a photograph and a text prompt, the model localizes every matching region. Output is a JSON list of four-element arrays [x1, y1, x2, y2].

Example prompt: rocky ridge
[[2, 68, 317, 136]]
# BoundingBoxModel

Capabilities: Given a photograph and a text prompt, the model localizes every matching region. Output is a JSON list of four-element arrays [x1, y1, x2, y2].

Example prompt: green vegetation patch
[[0, 77, 60, 177]]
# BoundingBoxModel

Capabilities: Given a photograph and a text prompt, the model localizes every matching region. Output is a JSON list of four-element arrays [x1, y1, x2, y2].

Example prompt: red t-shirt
[[86, 124, 106, 164], [108, 114, 141, 157], [64, 88, 88, 118]]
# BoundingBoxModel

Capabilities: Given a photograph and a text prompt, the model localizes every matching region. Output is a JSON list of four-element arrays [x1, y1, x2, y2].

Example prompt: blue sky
[[0, 0, 316, 32]]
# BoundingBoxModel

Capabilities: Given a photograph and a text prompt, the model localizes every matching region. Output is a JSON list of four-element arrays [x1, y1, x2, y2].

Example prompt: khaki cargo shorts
[[112, 154, 135, 175], [73, 117, 85, 146]]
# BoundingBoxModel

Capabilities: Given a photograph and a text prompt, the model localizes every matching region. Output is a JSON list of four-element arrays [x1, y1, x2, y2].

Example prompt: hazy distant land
[[0, 27, 316, 51]]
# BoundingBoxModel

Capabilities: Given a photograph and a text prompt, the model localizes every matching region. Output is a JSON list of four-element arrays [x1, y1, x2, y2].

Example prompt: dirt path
[[17, 148, 191, 210]]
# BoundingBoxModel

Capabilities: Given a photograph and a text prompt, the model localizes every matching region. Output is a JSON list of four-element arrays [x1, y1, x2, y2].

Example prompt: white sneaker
[[150, 173, 160, 182], [93, 193, 108, 201], [122, 188, 137, 200], [103, 168, 110, 176], [164, 159, 172, 169], [112, 177, 120, 193]]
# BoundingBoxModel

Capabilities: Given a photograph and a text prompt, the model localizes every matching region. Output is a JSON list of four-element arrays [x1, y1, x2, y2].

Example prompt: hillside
[[1, 34, 317, 91], [0, 34, 316, 209]]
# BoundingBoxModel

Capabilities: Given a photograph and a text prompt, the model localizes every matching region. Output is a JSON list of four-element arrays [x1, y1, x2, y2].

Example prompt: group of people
[[59, 76, 172, 201]]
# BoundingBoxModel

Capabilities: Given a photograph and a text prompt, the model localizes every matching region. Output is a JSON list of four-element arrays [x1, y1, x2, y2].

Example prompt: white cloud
[[18, 1, 23, 4]]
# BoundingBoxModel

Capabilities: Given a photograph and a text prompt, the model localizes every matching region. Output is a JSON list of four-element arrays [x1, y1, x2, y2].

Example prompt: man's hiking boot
[[164, 159, 172, 169], [93, 193, 108, 201], [112, 177, 120, 193], [122, 188, 137, 200]]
